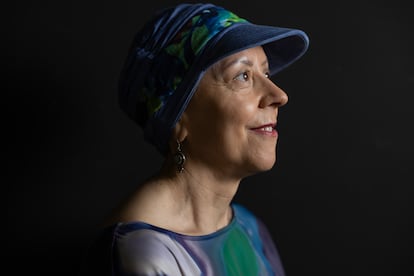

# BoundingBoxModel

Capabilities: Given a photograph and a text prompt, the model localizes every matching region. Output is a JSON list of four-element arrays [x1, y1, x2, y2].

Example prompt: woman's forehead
[[211, 46, 269, 71]]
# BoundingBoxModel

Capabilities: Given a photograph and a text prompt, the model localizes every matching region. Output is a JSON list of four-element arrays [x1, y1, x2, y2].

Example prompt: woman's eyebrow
[[221, 57, 269, 71], [221, 57, 252, 71]]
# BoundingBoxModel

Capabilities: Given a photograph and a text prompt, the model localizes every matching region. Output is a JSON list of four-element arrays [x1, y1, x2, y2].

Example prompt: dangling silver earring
[[173, 140, 186, 173]]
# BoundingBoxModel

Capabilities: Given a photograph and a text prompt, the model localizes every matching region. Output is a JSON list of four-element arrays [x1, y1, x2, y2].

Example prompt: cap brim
[[203, 23, 309, 75]]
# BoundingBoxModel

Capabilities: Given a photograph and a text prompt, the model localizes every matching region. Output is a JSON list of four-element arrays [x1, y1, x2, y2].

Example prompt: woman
[[81, 3, 309, 275]]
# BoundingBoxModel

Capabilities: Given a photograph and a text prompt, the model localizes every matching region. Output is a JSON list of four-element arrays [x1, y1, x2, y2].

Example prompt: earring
[[173, 140, 186, 173]]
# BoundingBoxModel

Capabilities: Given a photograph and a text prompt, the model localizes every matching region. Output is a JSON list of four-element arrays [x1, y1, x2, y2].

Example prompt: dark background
[[6, 0, 413, 275]]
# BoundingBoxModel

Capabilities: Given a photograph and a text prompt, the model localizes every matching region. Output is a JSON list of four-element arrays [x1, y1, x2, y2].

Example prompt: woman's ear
[[177, 110, 191, 142], [170, 112, 189, 150]]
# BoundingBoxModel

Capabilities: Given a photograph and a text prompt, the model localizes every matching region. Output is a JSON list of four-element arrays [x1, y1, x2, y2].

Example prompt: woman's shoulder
[[82, 222, 201, 275], [114, 223, 193, 273]]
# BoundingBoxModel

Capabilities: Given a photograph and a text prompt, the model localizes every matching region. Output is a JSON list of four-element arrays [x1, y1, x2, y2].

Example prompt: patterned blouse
[[80, 203, 286, 276]]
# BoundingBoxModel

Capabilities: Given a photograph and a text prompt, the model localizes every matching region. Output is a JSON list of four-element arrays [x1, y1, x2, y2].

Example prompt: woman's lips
[[250, 124, 278, 137]]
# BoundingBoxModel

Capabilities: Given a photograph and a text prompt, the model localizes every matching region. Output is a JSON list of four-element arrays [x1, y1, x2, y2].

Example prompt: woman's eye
[[234, 72, 249, 82]]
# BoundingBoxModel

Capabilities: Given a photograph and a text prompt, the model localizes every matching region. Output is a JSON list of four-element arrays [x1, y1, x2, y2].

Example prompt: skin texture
[[107, 46, 288, 236]]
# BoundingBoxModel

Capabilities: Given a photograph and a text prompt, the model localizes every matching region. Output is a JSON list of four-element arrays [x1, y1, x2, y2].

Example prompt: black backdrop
[[6, 0, 414, 275]]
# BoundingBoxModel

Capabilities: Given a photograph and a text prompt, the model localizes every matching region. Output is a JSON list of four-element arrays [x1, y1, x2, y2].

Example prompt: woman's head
[[175, 45, 288, 178], [118, 3, 309, 155]]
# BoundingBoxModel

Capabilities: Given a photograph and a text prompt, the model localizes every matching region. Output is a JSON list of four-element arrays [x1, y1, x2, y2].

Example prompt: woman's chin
[[259, 158, 277, 172], [244, 156, 277, 176]]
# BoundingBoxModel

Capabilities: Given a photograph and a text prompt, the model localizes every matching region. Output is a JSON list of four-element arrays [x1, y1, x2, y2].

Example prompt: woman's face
[[181, 46, 288, 178]]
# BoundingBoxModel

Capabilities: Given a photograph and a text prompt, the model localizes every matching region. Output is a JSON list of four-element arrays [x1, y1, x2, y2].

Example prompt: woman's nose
[[258, 78, 288, 108]]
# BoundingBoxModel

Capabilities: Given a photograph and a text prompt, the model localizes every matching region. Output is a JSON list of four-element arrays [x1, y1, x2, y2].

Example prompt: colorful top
[[81, 203, 286, 276]]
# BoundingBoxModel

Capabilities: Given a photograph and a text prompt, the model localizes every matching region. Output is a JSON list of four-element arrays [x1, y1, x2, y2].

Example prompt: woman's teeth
[[262, 126, 273, 132]]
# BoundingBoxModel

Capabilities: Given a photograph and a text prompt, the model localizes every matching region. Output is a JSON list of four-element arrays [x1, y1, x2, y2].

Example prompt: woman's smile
[[249, 124, 278, 137]]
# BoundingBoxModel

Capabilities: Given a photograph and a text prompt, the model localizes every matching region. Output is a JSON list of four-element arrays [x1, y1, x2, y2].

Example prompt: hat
[[118, 3, 309, 155]]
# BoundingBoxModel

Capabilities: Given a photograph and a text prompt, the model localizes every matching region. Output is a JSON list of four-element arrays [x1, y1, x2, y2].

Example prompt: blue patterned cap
[[118, 3, 309, 155]]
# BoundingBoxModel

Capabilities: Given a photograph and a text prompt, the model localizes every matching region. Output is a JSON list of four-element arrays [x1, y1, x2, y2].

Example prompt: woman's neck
[[165, 165, 239, 235], [107, 161, 242, 236]]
